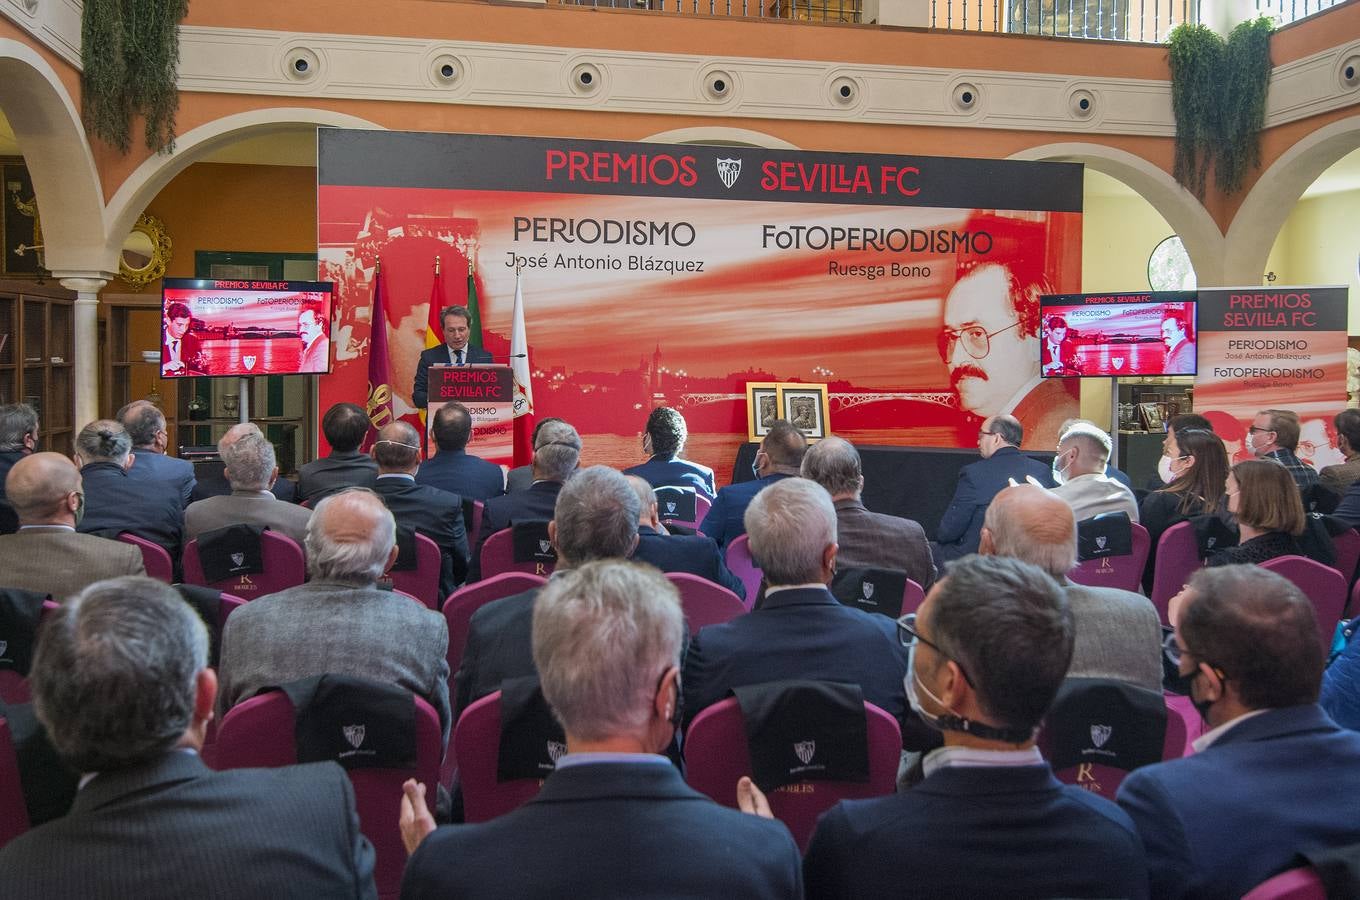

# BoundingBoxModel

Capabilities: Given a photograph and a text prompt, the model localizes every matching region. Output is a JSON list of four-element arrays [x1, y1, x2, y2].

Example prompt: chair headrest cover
[[0, 587, 49, 676], [1077, 512, 1132, 561], [496, 675, 566, 782], [511, 520, 556, 564], [733, 679, 869, 793], [1044, 677, 1166, 773], [277, 674, 417, 770], [829, 567, 908, 619], [197, 523, 266, 583], [390, 524, 419, 572], [654, 487, 697, 522], [173, 584, 228, 669]]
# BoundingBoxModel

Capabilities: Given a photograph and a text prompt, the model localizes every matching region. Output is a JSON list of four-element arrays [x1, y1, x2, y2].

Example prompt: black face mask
[[670, 674, 685, 732]]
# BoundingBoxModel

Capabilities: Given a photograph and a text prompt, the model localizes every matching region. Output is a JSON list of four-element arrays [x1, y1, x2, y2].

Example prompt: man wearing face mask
[[699, 419, 806, 550], [1049, 422, 1139, 522], [1247, 408, 1319, 492], [0, 452, 145, 600], [800, 554, 1148, 898], [1120, 565, 1360, 900]]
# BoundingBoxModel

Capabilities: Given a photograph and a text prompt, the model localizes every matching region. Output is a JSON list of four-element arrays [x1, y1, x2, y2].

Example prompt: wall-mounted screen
[[1039, 291, 1197, 378]]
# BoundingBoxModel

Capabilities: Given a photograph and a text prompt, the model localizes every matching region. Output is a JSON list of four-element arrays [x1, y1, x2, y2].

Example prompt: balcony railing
[[930, 0, 1199, 40], [554, 0, 862, 22], [1258, 0, 1341, 25]]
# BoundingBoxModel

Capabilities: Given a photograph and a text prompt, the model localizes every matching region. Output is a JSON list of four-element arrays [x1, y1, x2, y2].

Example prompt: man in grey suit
[[0, 453, 145, 600], [118, 399, 196, 507], [981, 484, 1162, 691], [0, 575, 377, 899], [801, 435, 936, 590], [298, 402, 378, 504], [217, 489, 452, 743], [1049, 421, 1139, 523], [184, 431, 311, 546]]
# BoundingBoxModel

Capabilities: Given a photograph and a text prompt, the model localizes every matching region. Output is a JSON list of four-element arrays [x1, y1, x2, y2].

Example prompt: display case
[[0, 279, 76, 455]]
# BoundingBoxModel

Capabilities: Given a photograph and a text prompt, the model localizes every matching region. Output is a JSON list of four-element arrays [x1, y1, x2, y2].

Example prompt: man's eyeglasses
[[895, 613, 974, 686], [1247, 426, 1275, 435], [936, 321, 1020, 362], [1162, 630, 1226, 679]]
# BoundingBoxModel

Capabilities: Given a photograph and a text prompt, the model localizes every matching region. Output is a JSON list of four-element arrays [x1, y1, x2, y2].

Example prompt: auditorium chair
[[0, 599, 59, 705], [442, 572, 548, 679], [724, 534, 763, 610], [665, 572, 745, 630], [386, 531, 442, 610], [0, 717, 30, 849], [1068, 522, 1151, 595], [1260, 555, 1347, 652], [1241, 867, 1327, 900], [1163, 692, 1206, 756], [182, 530, 306, 599], [653, 486, 711, 531], [1332, 528, 1360, 589], [1150, 521, 1203, 625], [479, 527, 557, 580], [117, 532, 175, 583], [452, 690, 550, 823]]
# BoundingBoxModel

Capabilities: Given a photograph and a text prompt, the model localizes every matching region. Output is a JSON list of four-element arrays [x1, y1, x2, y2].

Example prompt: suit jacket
[[504, 465, 533, 494], [1041, 337, 1080, 375], [190, 470, 298, 504], [0, 697, 77, 825], [0, 751, 376, 900], [1052, 473, 1140, 523], [631, 525, 746, 600], [623, 455, 717, 499], [453, 586, 540, 721], [1334, 480, 1360, 528], [833, 498, 936, 590], [682, 586, 909, 730], [77, 461, 184, 563], [218, 581, 451, 743], [805, 763, 1148, 899], [1064, 582, 1164, 692], [1118, 705, 1360, 900], [414, 449, 505, 502], [1010, 376, 1082, 451], [161, 331, 206, 376], [402, 761, 801, 900], [471, 480, 562, 581], [297, 451, 378, 504], [1138, 489, 1215, 593], [0, 527, 145, 601], [127, 448, 197, 508], [300, 335, 331, 373], [1165, 337, 1196, 374], [412, 344, 494, 409], [373, 475, 469, 598], [1321, 457, 1360, 496], [0, 449, 26, 534], [185, 490, 313, 547], [935, 447, 1054, 561], [699, 472, 792, 549]]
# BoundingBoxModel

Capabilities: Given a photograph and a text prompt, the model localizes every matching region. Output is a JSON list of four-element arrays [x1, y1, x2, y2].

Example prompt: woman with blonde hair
[[1208, 459, 1306, 567]]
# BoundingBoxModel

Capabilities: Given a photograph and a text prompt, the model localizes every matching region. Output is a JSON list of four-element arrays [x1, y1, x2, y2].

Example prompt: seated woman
[[1208, 459, 1305, 567], [1140, 428, 1230, 593]]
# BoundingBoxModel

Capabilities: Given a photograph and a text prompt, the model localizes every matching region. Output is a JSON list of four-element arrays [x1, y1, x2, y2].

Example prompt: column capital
[[55, 273, 112, 295]]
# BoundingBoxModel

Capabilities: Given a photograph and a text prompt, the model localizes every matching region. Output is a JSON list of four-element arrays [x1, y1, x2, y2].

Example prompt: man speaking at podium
[[413, 305, 494, 409]]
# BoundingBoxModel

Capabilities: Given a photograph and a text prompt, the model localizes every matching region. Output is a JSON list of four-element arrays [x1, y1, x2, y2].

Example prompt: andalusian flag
[[363, 262, 394, 451]]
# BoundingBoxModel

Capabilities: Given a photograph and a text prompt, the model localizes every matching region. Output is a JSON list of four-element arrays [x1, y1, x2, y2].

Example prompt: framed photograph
[[745, 382, 780, 442], [778, 383, 830, 441], [1138, 402, 1164, 433]]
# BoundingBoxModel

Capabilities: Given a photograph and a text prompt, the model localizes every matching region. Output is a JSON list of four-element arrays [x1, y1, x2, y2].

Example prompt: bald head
[[306, 489, 397, 585], [217, 422, 262, 457], [6, 452, 82, 526], [981, 484, 1076, 577], [372, 421, 422, 472], [625, 474, 659, 527]]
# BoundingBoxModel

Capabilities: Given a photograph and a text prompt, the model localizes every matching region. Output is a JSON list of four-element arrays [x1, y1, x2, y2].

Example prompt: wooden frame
[[745, 382, 779, 442], [778, 383, 830, 441]]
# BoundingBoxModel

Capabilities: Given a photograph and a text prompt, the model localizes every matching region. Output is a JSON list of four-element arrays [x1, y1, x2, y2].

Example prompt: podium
[[426, 364, 514, 468]]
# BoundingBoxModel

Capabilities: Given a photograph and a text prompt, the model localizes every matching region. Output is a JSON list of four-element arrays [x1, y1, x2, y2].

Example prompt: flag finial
[[434, 255, 441, 276]]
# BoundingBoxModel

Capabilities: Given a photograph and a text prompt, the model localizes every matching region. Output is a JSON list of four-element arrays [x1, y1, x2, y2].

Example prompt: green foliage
[[81, 0, 189, 155]]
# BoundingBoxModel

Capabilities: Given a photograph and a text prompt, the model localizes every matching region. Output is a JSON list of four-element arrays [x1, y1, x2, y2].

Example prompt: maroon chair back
[[118, 532, 174, 583], [453, 690, 547, 823], [901, 578, 926, 616], [213, 689, 441, 900], [1163, 692, 1205, 757], [684, 697, 900, 852], [1332, 528, 1360, 588], [1242, 867, 1327, 900], [217, 593, 245, 632], [1150, 521, 1202, 626], [0, 601, 58, 704], [1036, 679, 1168, 800], [387, 531, 442, 610], [0, 717, 29, 849], [724, 534, 763, 611], [479, 528, 556, 580], [1260, 555, 1347, 651], [182, 530, 306, 599], [443, 572, 547, 680], [1069, 523, 1151, 594], [665, 572, 745, 630]]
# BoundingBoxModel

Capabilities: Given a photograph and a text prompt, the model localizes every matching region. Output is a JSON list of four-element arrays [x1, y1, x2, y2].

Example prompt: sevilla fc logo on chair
[[665, 501, 677, 515], [862, 582, 875, 600], [538, 539, 551, 555], [0, 640, 7, 658], [794, 741, 816, 765], [716, 158, 742, 189], [1095, 536, 1107, 550], [230, 552, 245, 569], [1090, 724, 1112, 749], [343, 724, 366, 749], [547, 741, 567, 764]]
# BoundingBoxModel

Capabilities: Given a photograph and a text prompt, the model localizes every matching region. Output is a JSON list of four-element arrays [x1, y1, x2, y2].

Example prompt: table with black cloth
[[730, 443, 1056, 541]]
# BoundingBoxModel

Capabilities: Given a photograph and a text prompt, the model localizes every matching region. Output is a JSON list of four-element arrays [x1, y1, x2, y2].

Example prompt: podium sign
[[427, 364, 514, 467]]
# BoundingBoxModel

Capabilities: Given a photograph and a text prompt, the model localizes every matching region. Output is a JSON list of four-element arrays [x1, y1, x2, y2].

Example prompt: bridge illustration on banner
[[674, 392, 959, 410]]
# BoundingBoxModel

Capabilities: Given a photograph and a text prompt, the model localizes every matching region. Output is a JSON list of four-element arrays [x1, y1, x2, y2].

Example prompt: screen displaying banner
[[317, 131, 1083, 477], [1040, 291, 1197, 377]]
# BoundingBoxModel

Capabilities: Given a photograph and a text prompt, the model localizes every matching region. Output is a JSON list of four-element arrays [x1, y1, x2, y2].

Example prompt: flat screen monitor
[[1039, 291, 1197, 378], [160, 278, 334, 378]]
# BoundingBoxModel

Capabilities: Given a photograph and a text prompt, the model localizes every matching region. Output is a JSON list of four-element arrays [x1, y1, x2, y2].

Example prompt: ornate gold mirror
[[119, 213, 172, 289]]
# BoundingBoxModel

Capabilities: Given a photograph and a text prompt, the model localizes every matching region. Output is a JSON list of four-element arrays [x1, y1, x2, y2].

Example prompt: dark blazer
[[1138, 489, 1214, 593], [77, 461, 184, 563], [699, 472, 792, 549], [453, 586, 540, 721], [833, 497, 936, 590], [470, 480, 562, 581], [0, 751, 376, 899], [934, 447, 1054, 561], [373, 475, 469, 598], [415, 449, 505, 502], [1118, 704, 1360, 900], [682, 586, 909, 729], [402, 761, 801, 900], [0, 697, 77, 825], [623, 455, 717, 499], [631, 524, 746, 600], [1332, 480, 1360, 528], [504, 465, 533, 494], [298, 451, 378, 504], [0, 449, 24, 534], [805, 764, 1148, 899], [127, 448, 197, 508], [413, 344, 495, 409]]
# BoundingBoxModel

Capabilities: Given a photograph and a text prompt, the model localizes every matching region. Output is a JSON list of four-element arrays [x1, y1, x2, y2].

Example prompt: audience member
[[0, 576, 377, 896], [190, 422, 299, 503], [414, 402, 506, 501], [982, 484, 1162, 691], [184, 431, 311, 546], [1050, 421, 1139, 523], [0, 402, 39, 534], [73, 419, 183, 564], [0, 453, 145, 599], [1320, 408, 1360, 496], [1059, 416, 1133, 488], [800, 436, 935, 590], [700, 419, 806, 549], [400, 561, 801, 899], [800, 554, 1147, 898], [683, 477, 909, 729], [1207, 458, 1306, 567], [623, 406, 717, 499], [297, 402, 378, 503], [217, 489, 451, 742], [934, 413, 1052, 563], [1249, 408, 1319, 491], [624, 474, 746, 600], [1119, 565, 1360, 898], [117, 400, 196, 507], [1140, 427, 1229, 592], [1150, 413, 1215, 488], [504, 417, 565, 493]]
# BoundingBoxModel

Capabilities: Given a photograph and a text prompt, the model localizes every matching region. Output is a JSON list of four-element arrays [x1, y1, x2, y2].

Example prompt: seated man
[[189, 422, 299, 504], [623, 406, 717, 498], [217, 489, 451, 743], [0, 576, 376, 896], [184, 431, 311, 546], [1050, 421, 1139, 523], [415, 402, 506, 502], [298, 402, 378, 504], [118, 400, 196, 507], [625, 475, 745, 601], [800, 554, 1148, 898], [0, 402, 39, 534], [504, 417, 564, 494], [73, 419, 183, 566], [1320, 408, 1360, 496], [400, 560, 801, 899], [1119, 565, 1360, 899], [700, 419, 806, 549]]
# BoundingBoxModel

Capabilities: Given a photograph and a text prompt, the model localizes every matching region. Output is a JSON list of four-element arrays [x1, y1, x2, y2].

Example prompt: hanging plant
[[1217, 17, 1274, 194], [81, 0, 189, 155]]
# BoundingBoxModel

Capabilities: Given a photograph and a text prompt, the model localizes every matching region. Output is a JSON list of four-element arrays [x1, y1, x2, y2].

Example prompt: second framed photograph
[[778, 383, 829, 440], [745, 382, 780, 442]]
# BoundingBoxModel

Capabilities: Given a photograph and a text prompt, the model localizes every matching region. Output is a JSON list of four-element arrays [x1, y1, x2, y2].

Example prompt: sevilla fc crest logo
[[243, 355, 257, 371], [1090, 724, 1112, 748], [343, 724, 366, 749], [716, 158, 742, 189], [794, 741, 815, 765]]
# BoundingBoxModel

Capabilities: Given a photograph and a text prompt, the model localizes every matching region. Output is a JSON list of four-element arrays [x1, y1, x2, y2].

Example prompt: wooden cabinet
[[100, 294, 181, 454], [0, 279, 76, 455]]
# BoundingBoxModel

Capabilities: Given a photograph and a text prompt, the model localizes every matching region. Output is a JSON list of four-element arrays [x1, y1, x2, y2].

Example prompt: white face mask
[[1158, 454, 1178, 485], [1051, 452, 1071, 487], [905, 643, 950, 731]]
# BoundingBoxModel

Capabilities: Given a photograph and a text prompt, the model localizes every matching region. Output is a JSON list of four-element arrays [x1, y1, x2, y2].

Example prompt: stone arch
[[642, 126, 798, 149]]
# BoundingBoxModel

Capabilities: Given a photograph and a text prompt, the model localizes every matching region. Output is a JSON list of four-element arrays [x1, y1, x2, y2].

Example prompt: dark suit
[[934, 447, 1054, 562], [78, 461, 184, 564], [373, 475, 469, 598], [412, 344, 494, 410], [127, 448, 197, 508], [402, 760, 801, 900], [504, 465, 533, 494], [453, 587, 540, 721], [623, 455, 717, 499], [0, 449, 28, 535], [699, 472, 792, 549], [1118, 704, 1360, 900], [1333, 480, 1360, 528], [631, 524, 746, 600], [470, 480, 562, 581], [0, 751, 376, 899], [298, 451, 378, 504], [161, 331, 206, 375], [805, 763, 1147, 899], [833, 497, 936, 590], [415, 449, 505, 502], [682, 586, 909, 729], [0, 697, 76, 826]]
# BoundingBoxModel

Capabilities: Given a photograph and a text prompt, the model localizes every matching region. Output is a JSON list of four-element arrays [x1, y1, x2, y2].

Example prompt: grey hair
[[0, 403, 38, 452], [624, 474, 657, 524], [117, 401, 166, 448], [1058, 421, 1112, 463], [223, 433, 276, 491], [553, 466, 640, 566], [306, 489, 396, 585], [216, 422, 263, 457], [75, 420, 133, 465], [744, 477, 837, 586], [32, 576, 208, 772], [532, 560, 684, 742], [533, 420, 582, 482], [800, 436, 862, 497], [982, 486, 1077, 578]]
